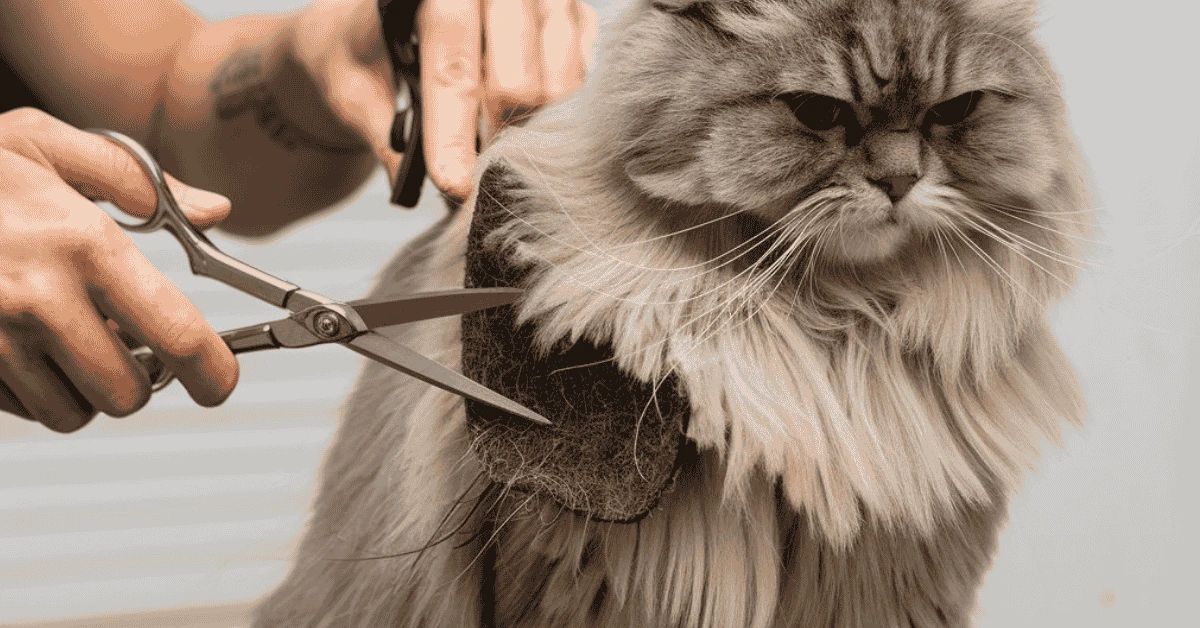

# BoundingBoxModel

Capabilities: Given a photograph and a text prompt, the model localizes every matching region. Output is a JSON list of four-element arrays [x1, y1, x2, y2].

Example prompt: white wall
[[1, 0, 1194, 625]]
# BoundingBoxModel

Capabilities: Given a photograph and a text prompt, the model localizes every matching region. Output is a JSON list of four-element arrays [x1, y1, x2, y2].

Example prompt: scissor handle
[[89, 129, 179, 233], [88, 129, 321, 311], [379, 0, 427, 208]]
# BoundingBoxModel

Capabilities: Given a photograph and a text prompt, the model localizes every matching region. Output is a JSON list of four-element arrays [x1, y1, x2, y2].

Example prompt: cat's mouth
[[827, 202, 915, 263]]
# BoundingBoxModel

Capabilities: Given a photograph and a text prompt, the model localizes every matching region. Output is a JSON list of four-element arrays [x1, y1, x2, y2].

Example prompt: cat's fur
[[254, 0, 1091, 625]]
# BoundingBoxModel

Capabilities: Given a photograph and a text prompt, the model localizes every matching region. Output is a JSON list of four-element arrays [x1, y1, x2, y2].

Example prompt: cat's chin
[[825, 219, 914, 264]]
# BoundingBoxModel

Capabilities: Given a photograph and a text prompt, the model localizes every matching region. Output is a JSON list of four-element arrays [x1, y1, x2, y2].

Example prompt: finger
[[0, 377, 32, 421], [419, 0, 484, 200], [0, 334, 96, 432], [14, 109, 230, 224], [107, 319, 141, 349], [325, 59, 403, 179], [163, 173, 232, 229], [84, 220, 238, 408], [35, 282, 152, 418], [538, 0, 585, 103], [484, 0, 543, 131], [577, 1, 600, 74]]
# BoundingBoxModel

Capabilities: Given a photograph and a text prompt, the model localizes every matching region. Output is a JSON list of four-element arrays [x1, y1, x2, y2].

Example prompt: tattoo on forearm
[[210, 49, 362, 156]]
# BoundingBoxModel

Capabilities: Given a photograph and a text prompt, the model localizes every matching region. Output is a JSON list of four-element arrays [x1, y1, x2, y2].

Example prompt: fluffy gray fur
[[253, 0, 1092, 625]]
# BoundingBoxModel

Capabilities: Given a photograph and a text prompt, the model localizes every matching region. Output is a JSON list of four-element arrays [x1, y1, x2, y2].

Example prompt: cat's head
[[462, 0, 1090, 534], [590, 0, 1086, 265]]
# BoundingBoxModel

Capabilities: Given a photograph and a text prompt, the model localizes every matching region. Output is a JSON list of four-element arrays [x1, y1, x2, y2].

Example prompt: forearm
[[0, 0, 200, 139], [157, 13, 379, 237], [0, 1, 382, 238]]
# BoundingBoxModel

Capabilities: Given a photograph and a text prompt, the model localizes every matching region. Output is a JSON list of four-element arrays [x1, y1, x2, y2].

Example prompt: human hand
[[0, 108, 239, 432], [290, 0, 598, 201]]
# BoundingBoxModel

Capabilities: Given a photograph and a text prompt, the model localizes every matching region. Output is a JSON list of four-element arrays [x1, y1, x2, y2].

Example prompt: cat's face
[[608, 0, 1075, 264]]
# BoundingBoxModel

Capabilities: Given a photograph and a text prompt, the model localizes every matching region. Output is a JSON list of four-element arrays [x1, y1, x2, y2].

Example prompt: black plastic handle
[[379, 0, 427, 207]]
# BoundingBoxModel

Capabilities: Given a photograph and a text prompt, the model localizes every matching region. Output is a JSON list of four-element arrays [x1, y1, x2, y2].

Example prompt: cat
[[253, 0, 1092, 626]]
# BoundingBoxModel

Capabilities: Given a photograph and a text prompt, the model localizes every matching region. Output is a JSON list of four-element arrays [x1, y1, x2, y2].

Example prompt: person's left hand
[[290, 0, 598, 201]]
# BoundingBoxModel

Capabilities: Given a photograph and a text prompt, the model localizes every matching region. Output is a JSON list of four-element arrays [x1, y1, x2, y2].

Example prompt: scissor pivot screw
[[313, 311, 343, 339]]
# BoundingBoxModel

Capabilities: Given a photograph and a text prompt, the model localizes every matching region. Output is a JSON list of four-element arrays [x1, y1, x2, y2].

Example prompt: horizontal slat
[[0, 426, 333, 462], [4, 523, 302, 588], [0, 563, 288, 624], [0, 516, 304, 563], [0, 517, 305, 587], [0, 602, 253, 628], [0, 472, 311, 512], [2, 487, 312, 540], [0, 430, 331, 492]]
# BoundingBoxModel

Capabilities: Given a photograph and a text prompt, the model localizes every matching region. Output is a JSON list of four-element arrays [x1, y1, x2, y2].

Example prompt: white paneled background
[[1, 1, 1197, 627]]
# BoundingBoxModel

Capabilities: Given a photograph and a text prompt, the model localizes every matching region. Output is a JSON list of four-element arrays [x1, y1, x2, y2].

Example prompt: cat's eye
[[925, 91, 986, 126], [778, 93, 851, 132]]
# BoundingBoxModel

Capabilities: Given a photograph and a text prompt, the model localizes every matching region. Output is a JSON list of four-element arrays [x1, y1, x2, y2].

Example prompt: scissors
[[85, 129, 549, 426]]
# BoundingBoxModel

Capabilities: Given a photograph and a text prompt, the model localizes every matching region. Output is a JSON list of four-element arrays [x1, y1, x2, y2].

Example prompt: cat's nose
[[871, 175, 918, 202]]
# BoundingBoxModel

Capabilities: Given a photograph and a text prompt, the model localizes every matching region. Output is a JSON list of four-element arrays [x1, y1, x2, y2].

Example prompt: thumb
[[326, 59, 402, 179]]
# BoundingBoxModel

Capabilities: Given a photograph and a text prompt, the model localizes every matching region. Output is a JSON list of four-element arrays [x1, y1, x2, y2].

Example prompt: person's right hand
[[0, 108, 240, 433]]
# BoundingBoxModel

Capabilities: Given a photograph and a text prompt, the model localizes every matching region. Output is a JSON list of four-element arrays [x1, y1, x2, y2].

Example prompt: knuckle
[[106, 142, 149, 190], [157, 314, 215, 360], [0, 108, 60, 156], [1, 107, 51, 132], [25, 207, 111, 258], [87, 216, 133, 260], [428, 49, 481, 91], [0, 275, 58, 323]]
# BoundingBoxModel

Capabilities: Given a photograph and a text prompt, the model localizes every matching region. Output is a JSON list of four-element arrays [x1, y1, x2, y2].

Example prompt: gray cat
[[254, 0, 1092, 625]]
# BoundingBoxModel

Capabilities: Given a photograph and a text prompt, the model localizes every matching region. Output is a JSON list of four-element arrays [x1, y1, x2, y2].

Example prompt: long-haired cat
[[254, 0, 1091, 626]]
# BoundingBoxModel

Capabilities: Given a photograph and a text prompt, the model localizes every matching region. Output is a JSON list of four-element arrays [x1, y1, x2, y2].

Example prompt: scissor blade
[[346, 332, 550, 426], [347, 288, 523, 330]]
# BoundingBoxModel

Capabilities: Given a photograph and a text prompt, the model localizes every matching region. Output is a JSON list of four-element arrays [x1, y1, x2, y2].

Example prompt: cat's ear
[[624, 155, 709, 205]]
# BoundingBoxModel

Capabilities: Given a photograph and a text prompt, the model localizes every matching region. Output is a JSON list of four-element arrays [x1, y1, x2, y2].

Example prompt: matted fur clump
[[254, 0, 1092, 626], [460, 164, 691, 523]]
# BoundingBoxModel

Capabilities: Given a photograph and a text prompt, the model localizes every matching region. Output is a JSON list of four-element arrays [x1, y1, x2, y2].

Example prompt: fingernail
[[185, 188, 231, 212]]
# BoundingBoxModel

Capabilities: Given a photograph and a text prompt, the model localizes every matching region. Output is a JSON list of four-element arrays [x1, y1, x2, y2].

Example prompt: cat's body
[[254, 0, 1090, 626]]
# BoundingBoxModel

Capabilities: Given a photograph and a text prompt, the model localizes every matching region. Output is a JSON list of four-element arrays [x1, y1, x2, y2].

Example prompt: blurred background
[[0, 0, 1195, 626]]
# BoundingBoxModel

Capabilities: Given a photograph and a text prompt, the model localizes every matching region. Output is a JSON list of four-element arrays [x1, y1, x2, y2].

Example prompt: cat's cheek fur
[[936, 101, 1059, 199], [624, 157, 711, 205], [700, 105, 840, 211]]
